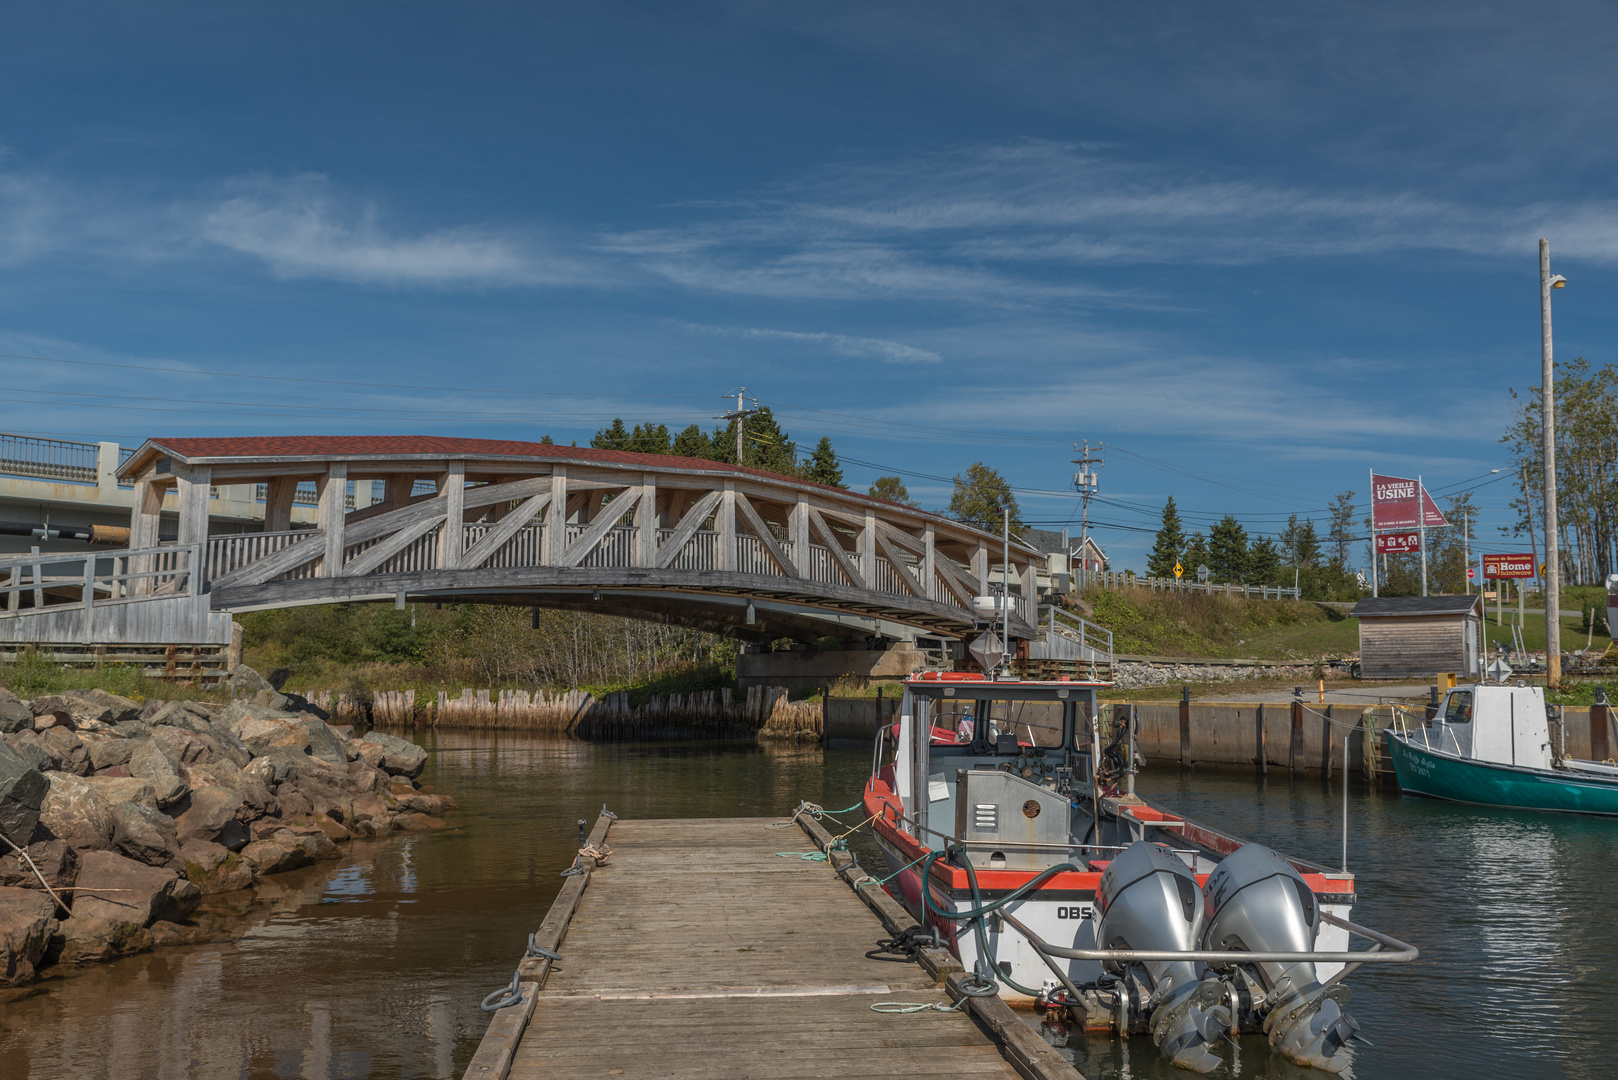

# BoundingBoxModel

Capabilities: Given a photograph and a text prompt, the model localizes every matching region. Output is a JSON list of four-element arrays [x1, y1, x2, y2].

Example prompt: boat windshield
[[927, 697, 1066, 748], [1444, 691, 1474, 724]]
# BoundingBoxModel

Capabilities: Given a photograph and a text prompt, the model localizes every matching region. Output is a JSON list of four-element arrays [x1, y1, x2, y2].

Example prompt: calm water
[[1, 732, 1612, 1079]]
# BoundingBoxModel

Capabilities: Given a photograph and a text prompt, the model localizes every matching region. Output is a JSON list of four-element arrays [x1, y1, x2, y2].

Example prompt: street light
[[1540, 240, 1565, 688]]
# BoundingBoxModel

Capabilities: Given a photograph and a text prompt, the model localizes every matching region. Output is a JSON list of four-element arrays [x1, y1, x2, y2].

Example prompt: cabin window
[[998, 700, 1065, 748], [929, 699, 980, 743], [1444, 691, 1474, 724]]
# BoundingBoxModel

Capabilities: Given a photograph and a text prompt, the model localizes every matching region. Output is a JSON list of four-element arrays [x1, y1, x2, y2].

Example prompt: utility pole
[[717, 388, 759, 466], [1419, 474, 1428, 597], [1540, 239, 1566, 687], [1463, 508, 1471, 595], [1071, 441, 1104, 588]]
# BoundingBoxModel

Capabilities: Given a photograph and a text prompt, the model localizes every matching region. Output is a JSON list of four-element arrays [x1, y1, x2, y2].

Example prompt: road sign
[[1196, 564, 1211, 582], [1483, 553, 1534, 579], [1372, 474, 1449, 530], [1375, 531, 1421, 554], [1467, 567, 1476, 581], [1173, 562, 1183, 579]]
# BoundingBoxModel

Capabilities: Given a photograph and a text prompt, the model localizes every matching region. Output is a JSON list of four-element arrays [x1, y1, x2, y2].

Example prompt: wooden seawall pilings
[[1126, 700, 1613, 776], [294, 684, 826, 740]]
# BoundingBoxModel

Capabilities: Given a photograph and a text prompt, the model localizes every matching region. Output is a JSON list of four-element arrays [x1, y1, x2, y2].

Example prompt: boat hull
[[1387, 730, 1618, 815]]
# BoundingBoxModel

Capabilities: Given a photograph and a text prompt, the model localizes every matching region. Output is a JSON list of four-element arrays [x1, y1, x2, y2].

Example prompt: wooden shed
[[1350, 595, 1484, 679]]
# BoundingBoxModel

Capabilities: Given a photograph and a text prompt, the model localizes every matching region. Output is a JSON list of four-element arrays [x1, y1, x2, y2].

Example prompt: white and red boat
[[861, 669, 1416, 1073]]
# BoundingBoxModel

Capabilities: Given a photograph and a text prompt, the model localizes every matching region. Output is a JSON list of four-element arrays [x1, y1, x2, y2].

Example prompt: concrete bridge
[[0, 435, 1112, 673]]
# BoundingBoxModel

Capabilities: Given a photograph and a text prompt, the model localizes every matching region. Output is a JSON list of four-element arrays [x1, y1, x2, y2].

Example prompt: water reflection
[[1, 734, 1616, 1078]]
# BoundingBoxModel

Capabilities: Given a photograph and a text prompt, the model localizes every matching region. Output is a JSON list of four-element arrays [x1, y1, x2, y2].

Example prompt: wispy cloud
[[677, 321, 941, 363], [199, 174, 580, 287]]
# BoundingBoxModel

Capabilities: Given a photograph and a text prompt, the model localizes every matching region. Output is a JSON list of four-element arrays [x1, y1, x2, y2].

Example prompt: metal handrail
[[1005, 911, 1416, 966], [881, 805, 1202, 863]]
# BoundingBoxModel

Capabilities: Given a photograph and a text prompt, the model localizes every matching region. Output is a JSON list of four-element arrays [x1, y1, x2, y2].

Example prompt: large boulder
[[0, 689, 32, 735], [88, 738, 141, 772], [54, 916, 153, 964], [150, 725, 213, 766], [0, 741, 47, 844], [65, 688, 143, 725], [111, 720, 151, 739], [178, 839, 255, 895], [72, 849, 196, 926], [86, 775, 160, 811], [0, 906, 57, 984], [301, 718, 349, 767], [224, 664, 274, 695], [110, 801, 180, 866], [0, 886, 58, 920], [3, 732, 52, 774], [172, 786, 248, 848], [0, 839, 77, 891], [36, 727, 91, 776], [359, 731, 427, 779], [346, 759, 386, 793], [29, 695, 75, 730], [184, 761, 272, 821], [218, 703, 311, 757], [38, 772, 115, 850], [240, 838, 313, 876], [127, 739, 187, 808]]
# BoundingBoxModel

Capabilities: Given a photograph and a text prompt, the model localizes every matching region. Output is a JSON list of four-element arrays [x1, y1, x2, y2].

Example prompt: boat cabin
[[1426, 684, 1550, 768], [893, 673, 1105, 869]]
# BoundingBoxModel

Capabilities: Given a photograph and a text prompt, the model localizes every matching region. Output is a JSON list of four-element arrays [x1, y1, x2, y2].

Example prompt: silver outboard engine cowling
[[1202, 844, 1360, 1072], [1096, 842, 1230, 1073]]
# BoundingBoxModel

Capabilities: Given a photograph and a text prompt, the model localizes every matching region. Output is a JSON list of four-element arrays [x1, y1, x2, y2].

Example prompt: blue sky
[[2, 2, 1614, 569]]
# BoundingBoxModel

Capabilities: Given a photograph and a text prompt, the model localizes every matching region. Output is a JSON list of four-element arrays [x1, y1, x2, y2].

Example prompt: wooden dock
[[463, 811, 1083, 1080]]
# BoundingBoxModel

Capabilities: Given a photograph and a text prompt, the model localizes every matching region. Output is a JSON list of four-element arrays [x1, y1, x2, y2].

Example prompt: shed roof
[[1349, 595, 1483, 619]]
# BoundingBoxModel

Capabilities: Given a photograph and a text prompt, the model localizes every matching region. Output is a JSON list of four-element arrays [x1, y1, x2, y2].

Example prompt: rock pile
[[0, 676, 452, 987], [1110, 661, 1319, 690]]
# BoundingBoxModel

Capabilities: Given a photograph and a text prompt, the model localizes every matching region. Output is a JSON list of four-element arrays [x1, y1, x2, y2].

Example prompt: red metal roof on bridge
[[139, 434, 899, 509]]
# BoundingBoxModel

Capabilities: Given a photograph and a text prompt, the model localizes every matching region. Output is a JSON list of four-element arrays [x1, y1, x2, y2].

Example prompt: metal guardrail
[[1077, 569, 1301, 601], [0, 434, 101, 484]]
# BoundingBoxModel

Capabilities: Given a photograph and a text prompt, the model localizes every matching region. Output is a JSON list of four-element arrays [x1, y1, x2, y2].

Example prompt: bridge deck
[[472, 816, 1071, 1080]]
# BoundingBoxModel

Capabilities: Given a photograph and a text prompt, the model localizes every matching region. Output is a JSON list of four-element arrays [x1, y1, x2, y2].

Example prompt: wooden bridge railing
[[203, 516, 1034, 623]]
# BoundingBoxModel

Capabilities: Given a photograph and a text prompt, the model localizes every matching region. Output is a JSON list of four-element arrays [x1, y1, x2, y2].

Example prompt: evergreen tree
[[590, 418, 630, 451], [540, 434, 554, 445], [671, 424, 713, 459], [948, 462, 1023, 535], [1209, 515, 1250, 582], [625, 422, 672, 455], [1184, 531, 1211, 575], [868, 475, 919, 507], [1247, 536, 1282, 584], [799, 436, 846, 487], [1147, 496, 1186, 577]]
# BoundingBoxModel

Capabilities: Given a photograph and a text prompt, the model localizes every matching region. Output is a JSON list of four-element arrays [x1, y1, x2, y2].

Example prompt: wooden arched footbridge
[[0, 435, 1122, 659]]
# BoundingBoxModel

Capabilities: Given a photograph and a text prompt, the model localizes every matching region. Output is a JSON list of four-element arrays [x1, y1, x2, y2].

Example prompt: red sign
[[1467, 567, 1476, 580], [1376, 531, 1421, 554], [1372, 473, 1448, 530], [1483, 553, 1535, 579]]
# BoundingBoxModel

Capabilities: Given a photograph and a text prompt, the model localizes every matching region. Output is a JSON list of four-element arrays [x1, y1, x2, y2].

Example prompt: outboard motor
[[1096, 842, 1231, 1073], [1202, 844, 1360, 1072]]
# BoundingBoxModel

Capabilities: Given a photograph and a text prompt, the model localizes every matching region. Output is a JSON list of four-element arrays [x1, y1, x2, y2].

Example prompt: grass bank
[[1082, 587, 1358, 659]]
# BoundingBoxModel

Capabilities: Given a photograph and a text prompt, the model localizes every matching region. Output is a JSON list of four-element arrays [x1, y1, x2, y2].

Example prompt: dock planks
[[474, 815, 1072, 1080]]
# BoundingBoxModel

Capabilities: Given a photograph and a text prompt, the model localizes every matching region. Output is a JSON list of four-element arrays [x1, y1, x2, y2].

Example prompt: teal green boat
[[1386, 684, 1618, 816]]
